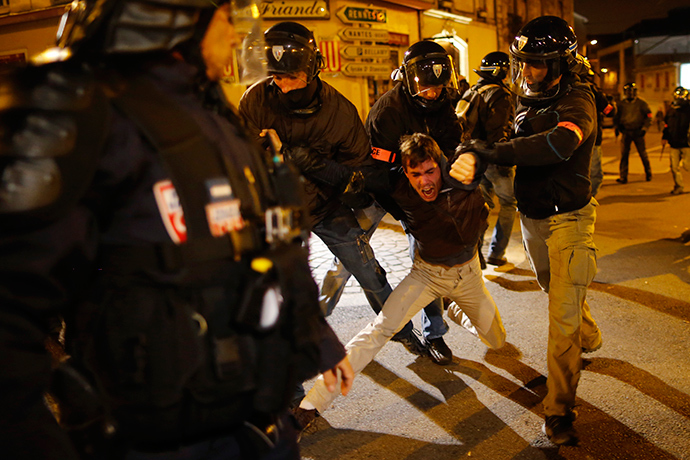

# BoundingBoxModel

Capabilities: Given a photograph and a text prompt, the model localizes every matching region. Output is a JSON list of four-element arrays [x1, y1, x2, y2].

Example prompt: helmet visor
[[264, 40, 316, 77], [510, 54, 562, 100], [404, 55, 458, 99]]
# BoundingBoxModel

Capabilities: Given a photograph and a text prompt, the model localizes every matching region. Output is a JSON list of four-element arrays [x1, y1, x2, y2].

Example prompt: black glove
[[282, 145, 325, 174], [339, 171, 373, 209], [614, 127, 620, 137], [640, 129, 646, 136], [456, 139, 497, 162]]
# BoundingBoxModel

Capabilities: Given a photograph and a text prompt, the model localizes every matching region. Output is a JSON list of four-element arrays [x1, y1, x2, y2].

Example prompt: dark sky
[[574, 0, 689, 34]]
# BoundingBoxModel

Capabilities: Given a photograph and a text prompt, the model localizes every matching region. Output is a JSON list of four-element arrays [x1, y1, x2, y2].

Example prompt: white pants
[[303, 254, 506, 413]]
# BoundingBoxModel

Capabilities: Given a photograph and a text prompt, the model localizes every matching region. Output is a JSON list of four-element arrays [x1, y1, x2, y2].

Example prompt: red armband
[[557, 121, 583, 145], [371, 147, 397, 163]]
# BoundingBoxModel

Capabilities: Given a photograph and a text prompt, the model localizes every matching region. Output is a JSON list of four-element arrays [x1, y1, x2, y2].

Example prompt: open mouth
[[421, 185, 436, 199]]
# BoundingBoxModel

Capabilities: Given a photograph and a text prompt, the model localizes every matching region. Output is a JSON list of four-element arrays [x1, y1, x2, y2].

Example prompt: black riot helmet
[[509, 16, 578, 101], [35, 0, 220, 62], [263, 21, 323, 83], [672, 86, 688, 104], [623, 82, 637, 100], [474, 51, 510, 82], [400, 40, 459, 110]]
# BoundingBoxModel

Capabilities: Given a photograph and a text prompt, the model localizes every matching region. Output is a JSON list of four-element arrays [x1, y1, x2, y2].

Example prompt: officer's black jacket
[[462, 77, 514, 146], [487, 75, 597, 219], [663, 102, 690, 148], [238, 77, 373, 226], [0, 58, 345, 458]]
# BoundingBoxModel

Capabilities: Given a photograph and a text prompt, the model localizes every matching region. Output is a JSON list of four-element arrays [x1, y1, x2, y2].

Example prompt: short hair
[[399, 133, 443, 170]]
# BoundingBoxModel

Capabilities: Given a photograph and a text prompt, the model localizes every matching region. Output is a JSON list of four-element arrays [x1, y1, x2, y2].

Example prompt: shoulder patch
[[153, 179, 187, 244]]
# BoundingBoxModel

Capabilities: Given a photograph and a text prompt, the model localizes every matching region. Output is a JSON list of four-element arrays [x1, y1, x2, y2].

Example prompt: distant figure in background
[[614, 82, 652, 183], [655, 108, 665, 132], [662, 86, 690, 195]]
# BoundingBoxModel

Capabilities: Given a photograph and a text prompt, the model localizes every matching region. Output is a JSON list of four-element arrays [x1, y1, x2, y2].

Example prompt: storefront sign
[[320, 40, 342, 73], [341, 63, 392, 77], [340, 45, 390, 59], [338, 27, 390, 43], [336, 6, 387, 24], [259, 1, 329, 19]]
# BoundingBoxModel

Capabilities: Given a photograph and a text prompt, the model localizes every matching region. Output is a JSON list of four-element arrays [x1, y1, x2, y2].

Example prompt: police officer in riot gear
[[662, 86, 690, 194], [239, 22, 428, 365], [0, 2, 353, 459], [460, 16, 602, 445], [457, 51, 516, 267], [614, 82, 653, 183]]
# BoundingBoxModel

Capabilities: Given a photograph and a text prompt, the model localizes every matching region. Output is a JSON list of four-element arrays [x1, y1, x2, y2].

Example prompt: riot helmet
[[623, 82, 637, 100], [474, 51, 510, 82], [46, 0, 218, 60], [509, 16, 578, 101], [400, 40, 459, 110], [672, 86, 688, 104], [263, 22, 323, 83]]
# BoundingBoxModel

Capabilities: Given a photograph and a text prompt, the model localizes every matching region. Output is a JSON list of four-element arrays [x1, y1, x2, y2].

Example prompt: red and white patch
[[557, 121, 583, 145], [371, 146, 397, 163], [153, 180, 187, 244], [205, 199, 245, 237]]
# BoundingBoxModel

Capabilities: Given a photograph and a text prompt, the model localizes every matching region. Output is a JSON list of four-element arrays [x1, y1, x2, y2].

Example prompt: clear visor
[[404, 57, 458, 99], [264, 40, 315, 78], [510, 55, 561, 100]]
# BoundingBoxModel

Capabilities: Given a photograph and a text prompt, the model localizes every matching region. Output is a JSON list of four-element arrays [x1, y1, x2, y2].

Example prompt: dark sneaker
[[646, 175, 652, 181], [542, 411, 579, 446], [292, 407, 318, 441], [671, 187, 684, 195], [615, 178, 627, 184], [486, 256, 508, 266], [428, 337, 453, 365], [393, 329, 429, 357]]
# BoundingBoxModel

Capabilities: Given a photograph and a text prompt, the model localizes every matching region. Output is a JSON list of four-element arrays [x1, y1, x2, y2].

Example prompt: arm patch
[[371, 147, 397, 163], [557, 121, 583, 145]]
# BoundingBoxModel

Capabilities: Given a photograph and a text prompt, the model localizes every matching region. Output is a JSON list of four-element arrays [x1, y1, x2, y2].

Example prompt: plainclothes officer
[[0, 2, 352, 459], [462, 16, 603, 446]]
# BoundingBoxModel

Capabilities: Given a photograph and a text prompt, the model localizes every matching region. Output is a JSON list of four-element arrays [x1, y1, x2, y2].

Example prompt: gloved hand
[[339, 171, 373, 209], [614, 127, 620, 137], [282, 145, 325, 174], [456, 139, 498, 162]]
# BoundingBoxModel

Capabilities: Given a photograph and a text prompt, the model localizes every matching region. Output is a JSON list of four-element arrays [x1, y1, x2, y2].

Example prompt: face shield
[[403, 53, 458, 101], [231, 0, 267, 85], [509, 54, 563, 101]]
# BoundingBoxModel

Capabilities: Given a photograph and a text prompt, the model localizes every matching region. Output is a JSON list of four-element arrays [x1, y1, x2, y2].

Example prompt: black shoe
[[542, 411, 579, 446], [292, 407, 319, 441], [486, 256, 507, 266], [646, 175, 652, 181], [615, 178, 627, 184], [393, 329, 429, 357], [427, 337, 453, 365]]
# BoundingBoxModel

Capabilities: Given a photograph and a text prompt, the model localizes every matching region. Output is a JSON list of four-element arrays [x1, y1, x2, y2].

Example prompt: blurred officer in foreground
[[614, 82, 653, 183], [462, 16, 602, 446], [238, 22, 427, 363], [457, 51, 516, 266], [662, 86, 690, 195], [0, 2, 352, 459], [316, 40, 462, 366]]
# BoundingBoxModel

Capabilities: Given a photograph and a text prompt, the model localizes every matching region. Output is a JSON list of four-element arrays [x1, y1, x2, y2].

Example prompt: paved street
[[301, 127, 690, 460]]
